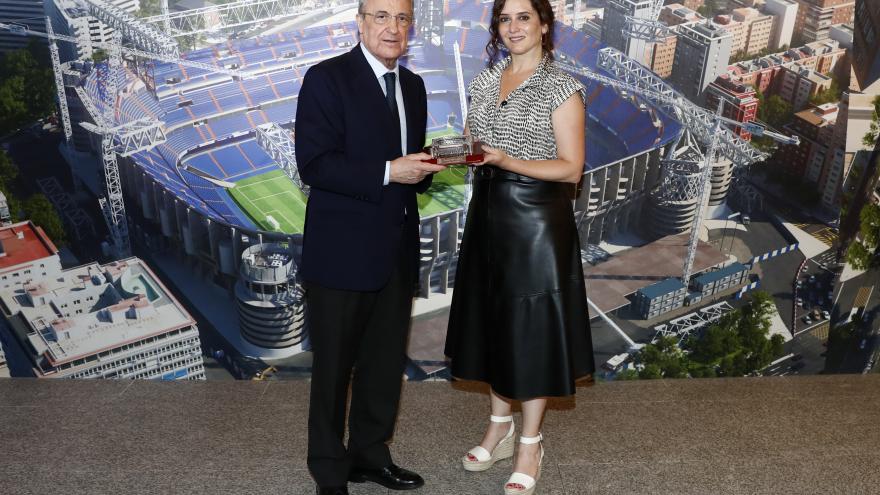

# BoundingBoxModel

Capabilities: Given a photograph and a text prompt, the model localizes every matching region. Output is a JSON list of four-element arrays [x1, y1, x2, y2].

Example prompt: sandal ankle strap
[[490, 415, 513, 423], [519, 433, 542, 444]]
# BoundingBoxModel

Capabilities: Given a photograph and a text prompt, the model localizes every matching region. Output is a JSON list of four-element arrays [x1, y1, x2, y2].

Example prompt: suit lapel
[[349, 45, 396, 127]]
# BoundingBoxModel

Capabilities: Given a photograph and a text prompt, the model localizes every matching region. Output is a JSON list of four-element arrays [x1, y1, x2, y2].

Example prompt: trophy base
[[421, 146, 484, 165]]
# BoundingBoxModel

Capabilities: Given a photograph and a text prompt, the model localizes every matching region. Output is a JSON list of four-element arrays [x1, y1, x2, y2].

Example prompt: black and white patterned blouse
[[466, 54, 586, 161]]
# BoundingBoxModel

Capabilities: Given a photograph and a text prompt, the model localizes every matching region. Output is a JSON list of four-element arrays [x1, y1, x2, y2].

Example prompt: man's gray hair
[[358, 0, 413, 14]]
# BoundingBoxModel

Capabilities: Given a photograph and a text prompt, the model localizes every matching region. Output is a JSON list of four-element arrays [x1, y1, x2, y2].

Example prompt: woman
[[444, 0, 595, 493]]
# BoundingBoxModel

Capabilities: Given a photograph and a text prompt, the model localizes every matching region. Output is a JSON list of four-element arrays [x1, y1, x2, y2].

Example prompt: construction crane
[[85, 0, 178, 57], [46, 20, 73, 146], [0, 23, 245, 79], [558, 48, 798, 286], [143, 0, 348, 38], [0, 19, 246, 258], [622, 0, 670, 44], [255, 123, 309, 195]]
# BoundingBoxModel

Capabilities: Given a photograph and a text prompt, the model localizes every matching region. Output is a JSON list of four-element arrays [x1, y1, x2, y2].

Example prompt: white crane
[[142, 0, 347, 38], [622, 0, 670, 44], [558, 49, 798, 286], [0, 20, 237, 258]]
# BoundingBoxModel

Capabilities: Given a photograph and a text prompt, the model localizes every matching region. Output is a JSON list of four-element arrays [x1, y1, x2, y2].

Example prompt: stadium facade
[[60, 0, 721, 349]]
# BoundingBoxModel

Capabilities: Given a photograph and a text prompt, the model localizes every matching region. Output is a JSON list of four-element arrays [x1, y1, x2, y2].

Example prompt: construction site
[[0, 0, 805, 377]]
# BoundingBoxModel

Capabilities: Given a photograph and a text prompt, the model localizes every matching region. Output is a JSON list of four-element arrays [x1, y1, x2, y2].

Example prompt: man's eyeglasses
[[361, 11, 413, 27]]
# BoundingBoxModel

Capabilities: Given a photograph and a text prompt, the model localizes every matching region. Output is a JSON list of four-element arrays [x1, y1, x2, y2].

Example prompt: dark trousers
[[305, 244, 415, 487]]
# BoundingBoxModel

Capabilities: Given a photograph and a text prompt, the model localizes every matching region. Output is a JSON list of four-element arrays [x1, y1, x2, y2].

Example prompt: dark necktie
[[383, 72, 402, 156]]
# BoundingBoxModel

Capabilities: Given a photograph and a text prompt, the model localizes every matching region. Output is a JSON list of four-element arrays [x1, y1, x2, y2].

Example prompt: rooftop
[[795, 102, 839, 127], [638, 277, 686, 299], [584, 234, 728, 313], [1, 375, 878, 493], [0, 258, 195, 367], [0, 221, 58, 272], [693, 261, 749, 285]]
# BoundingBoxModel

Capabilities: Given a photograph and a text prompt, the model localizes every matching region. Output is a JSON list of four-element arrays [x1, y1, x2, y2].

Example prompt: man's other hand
[[389, 153, 446, 184]]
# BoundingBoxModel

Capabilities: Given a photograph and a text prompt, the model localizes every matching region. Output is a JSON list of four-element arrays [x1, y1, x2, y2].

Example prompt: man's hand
[[389, 153, 446, 184]]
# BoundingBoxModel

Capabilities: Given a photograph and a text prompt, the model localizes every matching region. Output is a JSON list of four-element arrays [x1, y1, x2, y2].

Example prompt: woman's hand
[[479, 145, 510, 169]]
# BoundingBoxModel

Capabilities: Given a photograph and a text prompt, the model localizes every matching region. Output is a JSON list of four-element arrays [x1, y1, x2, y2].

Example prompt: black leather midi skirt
[[445, 167, 595, 400]]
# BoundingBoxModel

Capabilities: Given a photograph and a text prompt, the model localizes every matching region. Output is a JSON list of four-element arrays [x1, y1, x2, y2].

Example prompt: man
[[294, 0, 446, 493]]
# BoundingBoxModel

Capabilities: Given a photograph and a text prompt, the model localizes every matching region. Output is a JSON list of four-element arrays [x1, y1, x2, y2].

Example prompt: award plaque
[[422, 135, 484, 165]]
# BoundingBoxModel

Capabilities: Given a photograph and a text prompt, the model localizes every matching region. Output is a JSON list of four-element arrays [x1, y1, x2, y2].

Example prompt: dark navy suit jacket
[[294, 45, 430, 292]]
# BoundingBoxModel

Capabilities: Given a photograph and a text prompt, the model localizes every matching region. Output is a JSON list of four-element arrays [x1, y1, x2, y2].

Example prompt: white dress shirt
[[360, 43, 407, 186]]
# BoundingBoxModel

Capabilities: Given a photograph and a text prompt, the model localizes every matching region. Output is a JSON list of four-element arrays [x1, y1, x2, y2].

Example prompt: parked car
[[802, 316, 812, 324], [859, 339, 867, 350], [822, 310, 830, 320]]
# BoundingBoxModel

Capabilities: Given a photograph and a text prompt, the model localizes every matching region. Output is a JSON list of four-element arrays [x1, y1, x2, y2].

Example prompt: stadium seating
[[97, 6, 681, 233]]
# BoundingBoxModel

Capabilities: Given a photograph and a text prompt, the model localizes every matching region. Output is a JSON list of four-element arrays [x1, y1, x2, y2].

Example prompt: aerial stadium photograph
[[44, 0, 701, 372], [0, 0, 878, 492]]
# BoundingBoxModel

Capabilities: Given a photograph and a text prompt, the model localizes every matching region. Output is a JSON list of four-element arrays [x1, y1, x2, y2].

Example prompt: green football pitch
[[228, 129, 468, 231], [228, 169, 307, 233], [417, 128, 469, 217]]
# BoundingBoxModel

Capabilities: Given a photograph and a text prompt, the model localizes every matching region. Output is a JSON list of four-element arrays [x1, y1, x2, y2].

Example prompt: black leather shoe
[[349, 464, 425, 490], [315, 486, 348, 495]]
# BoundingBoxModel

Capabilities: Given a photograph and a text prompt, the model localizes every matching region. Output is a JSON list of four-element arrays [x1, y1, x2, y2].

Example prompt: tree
[[637, 336, 690, 379], [0, 45, 56, 135], [860, 203, 880, 248], [757, 91, 793, 130], [0, 150, 18, 189], [22, 194, 65, 246], [91, 49, 109, 64], [615, 368, 640, 380], [846, 241, 872, 270], [864, 95, 880, 148], [810, 77, 842, 106], [685, 291, 782, 376]]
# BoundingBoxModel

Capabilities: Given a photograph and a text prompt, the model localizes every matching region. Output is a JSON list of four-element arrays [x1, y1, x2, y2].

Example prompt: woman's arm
[[480, 93, 586, 184]]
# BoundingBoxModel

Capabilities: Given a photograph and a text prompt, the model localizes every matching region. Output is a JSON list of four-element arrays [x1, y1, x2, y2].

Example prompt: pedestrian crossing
[[791, 223, 839, 247], [854, 286, 872, 309], [810, 322, 829, 341], [813, 227, 839, 246], [814, 250, 837, 266]]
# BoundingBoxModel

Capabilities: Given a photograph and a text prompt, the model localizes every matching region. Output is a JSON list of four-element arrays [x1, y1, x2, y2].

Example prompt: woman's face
[[497, 0, 547, 57]]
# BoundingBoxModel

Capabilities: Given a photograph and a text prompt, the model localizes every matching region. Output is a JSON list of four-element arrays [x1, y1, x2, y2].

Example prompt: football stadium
[[70, 0, 683, 303]]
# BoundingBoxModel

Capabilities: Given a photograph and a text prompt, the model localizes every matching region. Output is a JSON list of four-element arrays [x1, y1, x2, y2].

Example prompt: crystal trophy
[[422, 134, 484, 165]]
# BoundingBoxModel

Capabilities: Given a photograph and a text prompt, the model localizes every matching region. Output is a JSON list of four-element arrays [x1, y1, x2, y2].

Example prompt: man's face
[[357, 0, 413, 69]]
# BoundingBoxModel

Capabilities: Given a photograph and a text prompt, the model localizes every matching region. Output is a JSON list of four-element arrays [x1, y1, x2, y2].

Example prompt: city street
[[834, 267, 880, 373]]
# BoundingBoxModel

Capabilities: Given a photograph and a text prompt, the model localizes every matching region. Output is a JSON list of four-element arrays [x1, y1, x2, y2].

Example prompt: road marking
[[810, 323, 829, 341], [767, 353, 795, 367], [794, 321, 829, 338], [855, 286, 873, 309], [833, 280, 845, 307]]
